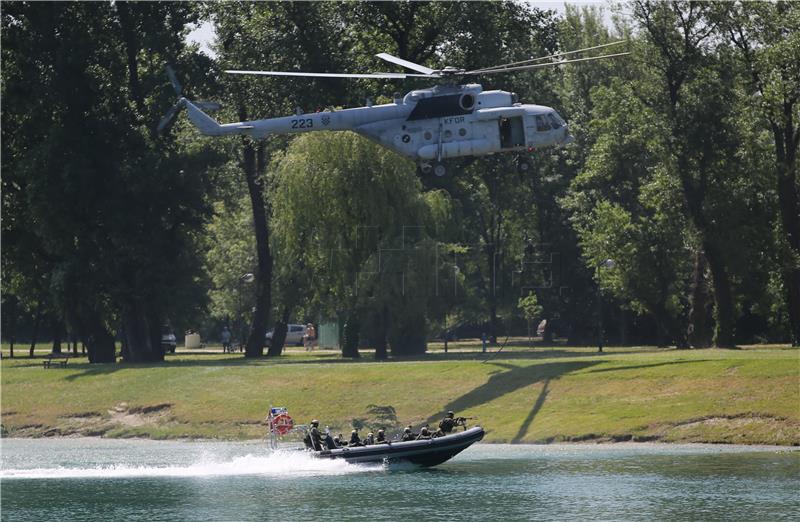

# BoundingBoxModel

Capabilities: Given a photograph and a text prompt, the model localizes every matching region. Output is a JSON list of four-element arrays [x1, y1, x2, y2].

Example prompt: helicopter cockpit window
[[536, 115, 551, 132], [547, 113, 562, 128]]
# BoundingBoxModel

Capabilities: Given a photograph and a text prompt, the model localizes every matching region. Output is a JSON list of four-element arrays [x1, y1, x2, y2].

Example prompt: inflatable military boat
[[313, 426, 485, 467]]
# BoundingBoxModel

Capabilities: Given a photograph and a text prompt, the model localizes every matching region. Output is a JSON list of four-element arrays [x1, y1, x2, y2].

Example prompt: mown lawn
[[1, 344, 798, 444]]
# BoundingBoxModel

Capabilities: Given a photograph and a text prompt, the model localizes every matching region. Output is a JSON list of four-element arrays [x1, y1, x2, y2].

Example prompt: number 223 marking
[[291, 118, 313, 129]]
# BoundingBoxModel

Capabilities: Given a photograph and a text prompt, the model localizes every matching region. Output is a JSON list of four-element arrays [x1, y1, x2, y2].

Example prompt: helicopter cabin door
[[499, 116, 525, 149]]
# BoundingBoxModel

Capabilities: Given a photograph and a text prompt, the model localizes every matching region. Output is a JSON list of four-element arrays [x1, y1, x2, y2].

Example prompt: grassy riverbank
[[2, 344, 798, 445]]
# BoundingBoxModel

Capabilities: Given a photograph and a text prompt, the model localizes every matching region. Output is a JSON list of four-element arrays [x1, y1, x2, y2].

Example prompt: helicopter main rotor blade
[[463, 52, 631, 76], [225, 70, 433, 79], [468, 41, 628, 74], [374, 53, 436, 75]]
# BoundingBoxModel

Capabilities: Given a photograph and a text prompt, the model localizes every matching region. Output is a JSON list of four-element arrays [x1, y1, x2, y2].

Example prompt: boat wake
[[1, 449, 379, 480]]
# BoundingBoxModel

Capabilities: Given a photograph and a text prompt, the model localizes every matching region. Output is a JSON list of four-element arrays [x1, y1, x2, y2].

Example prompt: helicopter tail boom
[[184, 100, 242, 136]]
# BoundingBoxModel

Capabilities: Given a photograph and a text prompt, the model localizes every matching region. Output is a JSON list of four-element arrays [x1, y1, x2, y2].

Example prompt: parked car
[[265, 324, 307, 346], [161, 327, 177, 353]]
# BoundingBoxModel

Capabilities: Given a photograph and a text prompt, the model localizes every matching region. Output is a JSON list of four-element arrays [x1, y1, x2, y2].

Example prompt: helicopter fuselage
[[185, 83, 572, 164]]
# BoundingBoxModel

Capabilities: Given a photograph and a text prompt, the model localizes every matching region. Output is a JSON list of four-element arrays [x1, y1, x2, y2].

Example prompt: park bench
[[43, 356, 69, 369]]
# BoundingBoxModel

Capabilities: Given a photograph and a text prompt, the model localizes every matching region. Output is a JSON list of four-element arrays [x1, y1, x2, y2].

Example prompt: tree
[[633, 0, 741, 347], [2, 3, 219, 362], [718, 1, 800, 345], [518, 291, 543, 342], [271, 132, 440, 357], [210, 2, 353, 357]]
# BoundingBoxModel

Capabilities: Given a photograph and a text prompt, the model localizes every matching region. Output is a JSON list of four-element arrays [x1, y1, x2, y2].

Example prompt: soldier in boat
[[437, 411, 469, 436], [324, 427, 337, 449], [349, 429, 362, 446], [416, 426, 432, 440], [308, 419, 325, 451], [401, 426, 416, 441], [438, 411, 457, 435], [376, 428, 389, 444]]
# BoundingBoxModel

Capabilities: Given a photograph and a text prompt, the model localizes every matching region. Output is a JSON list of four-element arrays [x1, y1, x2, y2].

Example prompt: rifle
[[455, 416, 476, 428]]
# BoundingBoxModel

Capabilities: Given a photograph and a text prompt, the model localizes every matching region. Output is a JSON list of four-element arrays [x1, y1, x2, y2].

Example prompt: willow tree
[[271, 132, 447, 357]]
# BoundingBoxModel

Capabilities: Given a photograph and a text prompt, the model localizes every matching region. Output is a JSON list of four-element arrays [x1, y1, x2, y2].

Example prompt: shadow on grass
[[584, 359, 711, 374], [401, 348, 671, 363], [15, 349, 701, 383], [424, 360, 599, 440]]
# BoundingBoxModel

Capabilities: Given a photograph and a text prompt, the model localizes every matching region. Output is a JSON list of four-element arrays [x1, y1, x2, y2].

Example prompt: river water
[[1, 438, 798, 521]]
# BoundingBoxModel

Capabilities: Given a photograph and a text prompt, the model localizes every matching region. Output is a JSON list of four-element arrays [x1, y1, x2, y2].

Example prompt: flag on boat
[[268, 407, 294, 436]]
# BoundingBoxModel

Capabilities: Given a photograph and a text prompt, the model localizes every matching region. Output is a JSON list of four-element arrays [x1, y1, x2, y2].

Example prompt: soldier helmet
[[404, 427, 411, 433], [351, 429, 358, 434], [447, 411, 455, 418], [378, 428, 384, 433], [421, 426, 430, 434], [311, 419, 319, 426]]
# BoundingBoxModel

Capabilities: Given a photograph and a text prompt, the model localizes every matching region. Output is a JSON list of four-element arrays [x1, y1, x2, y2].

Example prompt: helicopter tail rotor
[[157, 98, 186, 134], [158, 66, 223, 134], [165, 65, 183, 96]]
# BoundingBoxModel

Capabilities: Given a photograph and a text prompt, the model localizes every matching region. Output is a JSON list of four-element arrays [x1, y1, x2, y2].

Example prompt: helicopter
[[159, 42, 628, 176]]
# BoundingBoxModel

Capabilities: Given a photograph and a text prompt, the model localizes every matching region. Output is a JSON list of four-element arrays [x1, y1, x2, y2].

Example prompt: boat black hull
[[315, 426, 485, 467]]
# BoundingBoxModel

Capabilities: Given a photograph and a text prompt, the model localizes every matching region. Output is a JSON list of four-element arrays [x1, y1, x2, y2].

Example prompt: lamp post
[[238, 273, 255, 352], [597, 259, 615, 353]]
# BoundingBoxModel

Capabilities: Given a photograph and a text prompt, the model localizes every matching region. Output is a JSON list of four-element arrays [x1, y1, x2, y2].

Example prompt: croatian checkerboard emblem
[[321, 115, 331, 126]]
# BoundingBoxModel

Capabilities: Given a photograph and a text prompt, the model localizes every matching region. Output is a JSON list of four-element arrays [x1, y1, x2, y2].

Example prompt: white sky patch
[[186, 20, 216, 58]]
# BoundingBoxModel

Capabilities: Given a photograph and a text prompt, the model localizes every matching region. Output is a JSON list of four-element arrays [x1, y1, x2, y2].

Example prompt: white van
[[265, 324, 307, 346]]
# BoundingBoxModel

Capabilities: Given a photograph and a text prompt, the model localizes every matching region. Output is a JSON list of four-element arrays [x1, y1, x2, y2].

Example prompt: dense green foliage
[[2, 1, 798, 363]]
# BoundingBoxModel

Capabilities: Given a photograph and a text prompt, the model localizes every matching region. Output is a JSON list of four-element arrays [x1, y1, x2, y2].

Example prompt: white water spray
[[1, 449, 379, 480]]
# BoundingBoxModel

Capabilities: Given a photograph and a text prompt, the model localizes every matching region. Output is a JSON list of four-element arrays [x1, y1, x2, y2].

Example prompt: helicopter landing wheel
[[419, 162, 433, 175], [516, 157, 533, 174], [433, 161, 447, 177]]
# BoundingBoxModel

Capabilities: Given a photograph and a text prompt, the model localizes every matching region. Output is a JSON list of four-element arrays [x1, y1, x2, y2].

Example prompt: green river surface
[[1, 438, 798, 521]]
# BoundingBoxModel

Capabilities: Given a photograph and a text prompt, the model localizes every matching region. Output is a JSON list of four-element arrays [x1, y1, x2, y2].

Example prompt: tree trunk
[[388, 308, 427, 356], [486, 243, 499, 344], [687, 250, 712, 348], [241, 128, 272, 358], [341, 309, 360, 358], [267, 308, 290, 357], [677, 164, 736, 349], [653, 302, 672, 348], [121, 300, 164, 363], [80, 311, 116, 363], [776, 162, 800, 345], [374, 305, 389, 360], [51, 318, 63, 354], [703, 239, 736, 348], [29, 301, 43, 358], [5, 298, 17, 358]]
